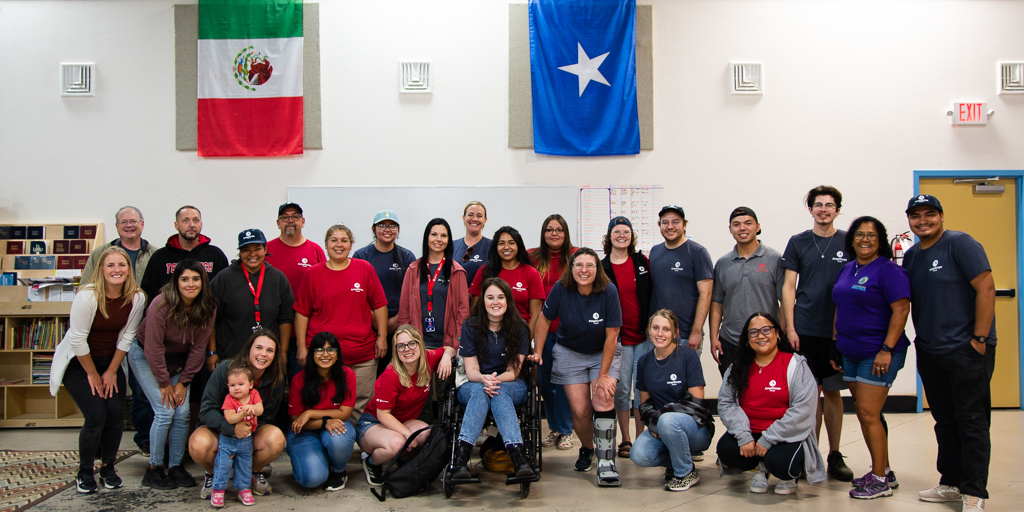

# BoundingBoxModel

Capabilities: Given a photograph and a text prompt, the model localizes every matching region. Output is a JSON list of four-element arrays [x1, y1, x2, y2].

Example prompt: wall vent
[[999, 62, 1024, 94], [730, 62, 763, 95], [61, 63, 95, 96], [399, 61, 431, 93]]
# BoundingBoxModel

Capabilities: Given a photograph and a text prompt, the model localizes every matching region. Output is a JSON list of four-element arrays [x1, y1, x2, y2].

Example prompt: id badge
[[424, 316, 436, 333]]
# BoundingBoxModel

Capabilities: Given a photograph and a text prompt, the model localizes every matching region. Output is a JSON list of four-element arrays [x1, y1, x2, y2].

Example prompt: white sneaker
[[541, 431, 561, 448], [919, 484, 962, 502], [962, 495, 985, 512], [774, 479, 798, 495], [749, 463, 768, 494]]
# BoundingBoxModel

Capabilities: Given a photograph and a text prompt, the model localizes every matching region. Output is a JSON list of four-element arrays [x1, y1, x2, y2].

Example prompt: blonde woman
[[50, 246, 147, 494]]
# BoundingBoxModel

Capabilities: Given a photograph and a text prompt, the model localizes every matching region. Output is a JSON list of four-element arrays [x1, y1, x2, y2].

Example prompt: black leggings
[[717, 432, 803, 480], [64, 357, 127, 472]]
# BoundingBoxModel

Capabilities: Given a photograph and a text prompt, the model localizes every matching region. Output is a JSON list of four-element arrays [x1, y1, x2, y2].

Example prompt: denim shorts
[[551, 342, 622, 385], [354, 412, 381, 442], [841, 349, 907, 388]]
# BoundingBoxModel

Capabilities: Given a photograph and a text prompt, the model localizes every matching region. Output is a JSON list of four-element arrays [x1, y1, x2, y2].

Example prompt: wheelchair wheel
[[442, 468, 455, 498], [519, 481, 530, 499]]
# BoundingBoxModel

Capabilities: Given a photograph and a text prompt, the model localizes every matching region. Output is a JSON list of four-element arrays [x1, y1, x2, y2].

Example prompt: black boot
[[506, 444, 534, 478], [452, 441, 474, 480]]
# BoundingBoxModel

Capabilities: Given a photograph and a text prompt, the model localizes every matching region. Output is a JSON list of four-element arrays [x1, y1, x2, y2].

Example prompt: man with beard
[[140, 205, 229, 303]]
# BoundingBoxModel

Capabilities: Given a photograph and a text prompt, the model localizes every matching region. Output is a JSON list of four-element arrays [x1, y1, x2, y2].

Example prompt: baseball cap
[[373, 210, 400, 225], [608, 216, 632, 232], [905, 194, 943, 214], [237, 228, 267, 248], [278, 203, 303, 216], [730, 206, 761, 235], [658, 204, 686, 219]]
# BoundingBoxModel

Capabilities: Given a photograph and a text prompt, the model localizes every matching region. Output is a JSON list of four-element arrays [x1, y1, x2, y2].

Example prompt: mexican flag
[[198, 0, 303, 157]]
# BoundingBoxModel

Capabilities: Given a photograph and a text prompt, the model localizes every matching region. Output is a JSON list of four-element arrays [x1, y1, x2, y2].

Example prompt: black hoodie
[[140, 234, 229, 304]]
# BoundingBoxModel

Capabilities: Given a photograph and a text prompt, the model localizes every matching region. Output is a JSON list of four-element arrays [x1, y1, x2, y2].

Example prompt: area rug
[[0, 449, 135, 512]]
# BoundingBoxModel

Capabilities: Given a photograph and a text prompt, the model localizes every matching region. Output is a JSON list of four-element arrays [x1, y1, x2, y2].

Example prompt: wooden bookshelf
[[0, 223, 105, 282]]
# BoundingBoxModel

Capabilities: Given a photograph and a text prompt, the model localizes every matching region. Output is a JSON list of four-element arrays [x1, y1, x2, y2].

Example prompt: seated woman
[[355, 325, 455, 486], [452, 278, 533, 480], [287, 332, 358, 492], [630, 310, 711, 492], [716, 312, 825, 495]]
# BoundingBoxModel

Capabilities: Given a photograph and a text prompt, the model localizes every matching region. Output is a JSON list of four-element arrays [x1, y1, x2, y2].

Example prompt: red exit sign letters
[[951, 102, 988, 125]]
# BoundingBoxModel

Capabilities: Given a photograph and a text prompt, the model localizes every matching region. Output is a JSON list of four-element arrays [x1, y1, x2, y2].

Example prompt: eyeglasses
[[462, 246, 475, 262], [660, 219, 682, 227], [117, 220, 140, 226], [375, 223, 398, 231], [812, 202, 838, 211], [747, 326, 775, 338], [396, 340, 420, 352], [278, 215, 302, 221], [544, 228, 564, 234], [313, 347, 338, 356], [853, 232, 879, 241], [573, 262, 597, 270]]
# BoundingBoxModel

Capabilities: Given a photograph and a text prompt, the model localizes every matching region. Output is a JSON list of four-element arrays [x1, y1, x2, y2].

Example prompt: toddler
[[211, 367, 263, 507]]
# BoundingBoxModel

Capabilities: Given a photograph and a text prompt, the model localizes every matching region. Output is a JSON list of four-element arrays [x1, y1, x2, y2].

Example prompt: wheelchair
[[439, 359, 543, 498]]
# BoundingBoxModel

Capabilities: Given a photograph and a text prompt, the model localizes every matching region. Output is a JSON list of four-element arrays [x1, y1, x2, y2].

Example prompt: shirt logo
[[589, 312, 604, 325], [471, 254, 481, 262], [765, 379, 782, 392], [671, 261, 684, 272], [930, 259, 944, 272], [832, 250, 848, 263], [667, 373, 681, 385], [298, 257, 312, 268], [351, 282, 364, 292], [674, 262, 680, 268], [389, 263, 402, 272], [858, 276, 869, 284], [670, 373, 677, 380], [756, 262, 769, 272], [638, 266, 647, 273]]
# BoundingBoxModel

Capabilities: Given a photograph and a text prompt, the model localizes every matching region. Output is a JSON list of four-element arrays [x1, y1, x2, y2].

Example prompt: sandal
[[617, 441, 632, 458]]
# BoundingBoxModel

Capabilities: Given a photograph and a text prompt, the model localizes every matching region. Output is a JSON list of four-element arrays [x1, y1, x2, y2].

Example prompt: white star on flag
[[558, 43, 610, 97]]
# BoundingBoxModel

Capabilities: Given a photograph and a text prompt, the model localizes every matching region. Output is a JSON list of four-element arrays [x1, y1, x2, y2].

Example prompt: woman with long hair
[[355, 325, 455, 486], [129, 259, 217, 490], [833, 216, 911, 499], [469, 226, 545, 333], [528, 214, 577, 451], [716, 312, 825, 495], [49, 246, 146, 494], [452, 278, 535, 480], [286, 332, 358, 491], [529, 248, 623, 487], [189, 328, 288, 498]]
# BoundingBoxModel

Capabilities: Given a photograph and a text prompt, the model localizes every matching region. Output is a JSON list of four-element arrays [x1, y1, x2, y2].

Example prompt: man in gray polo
[[710, 206, 785, 376]]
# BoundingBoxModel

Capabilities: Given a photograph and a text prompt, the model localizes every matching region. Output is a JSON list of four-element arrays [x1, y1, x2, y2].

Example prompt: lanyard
[[243, 264, 266, 325], [426, 258, 444, 316]]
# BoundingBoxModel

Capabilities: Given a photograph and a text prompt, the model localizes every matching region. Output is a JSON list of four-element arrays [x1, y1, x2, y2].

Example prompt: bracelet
[[320, 417, 331, 430], [206, 351, 217, 357]]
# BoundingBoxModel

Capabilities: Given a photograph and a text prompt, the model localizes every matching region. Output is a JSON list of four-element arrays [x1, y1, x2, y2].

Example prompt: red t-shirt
[[611, 261, 643, 345], [739, 351, 793, 434], [222, 388, 263, 432], [293, 260, 388, 365], [288, 367, 357, 416], [363, 347, 444, 423], [265, 238, 326, 295], [468, 264, 546, 323], [530, 248, 577, 333]]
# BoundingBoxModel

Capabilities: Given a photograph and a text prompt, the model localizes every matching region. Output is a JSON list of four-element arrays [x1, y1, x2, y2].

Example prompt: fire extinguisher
[[891, 231, 911, 265]]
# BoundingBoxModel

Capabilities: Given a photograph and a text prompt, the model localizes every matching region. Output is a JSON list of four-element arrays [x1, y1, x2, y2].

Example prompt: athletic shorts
[[551, 342, 622, 386], [797, 334, 844, 391]]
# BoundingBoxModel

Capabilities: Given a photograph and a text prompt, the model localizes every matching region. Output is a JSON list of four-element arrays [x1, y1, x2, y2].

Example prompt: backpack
[[371, 424, 451, 501]]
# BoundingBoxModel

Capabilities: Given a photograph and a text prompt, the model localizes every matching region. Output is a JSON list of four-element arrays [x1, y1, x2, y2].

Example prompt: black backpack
[[371, 424, 451, 501]]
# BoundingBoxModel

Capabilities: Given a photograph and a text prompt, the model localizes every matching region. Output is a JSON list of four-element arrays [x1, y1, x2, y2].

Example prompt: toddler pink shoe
[[238, 488, 256, 506], [210, 489, 225, 508]]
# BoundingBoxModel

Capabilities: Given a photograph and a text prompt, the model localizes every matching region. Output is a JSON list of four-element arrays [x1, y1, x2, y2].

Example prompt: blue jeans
[[630, 413, 711, 477], [538, 333, 572, 435], [457, 380, 527, 445], [213, 434, 253, 491], [127, 342, 191, 467], [614, 340, 652, 411], [286, 422, 357, 488], [128, 356, 153, 448]]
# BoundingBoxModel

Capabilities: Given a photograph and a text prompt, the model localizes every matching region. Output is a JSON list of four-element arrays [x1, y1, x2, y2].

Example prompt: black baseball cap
[[905, 194, 943, 214], [237, 229, 267, 248], [658, 204, 686, 219], [730, 206, 761, 235], [278, 203, 303, 216]]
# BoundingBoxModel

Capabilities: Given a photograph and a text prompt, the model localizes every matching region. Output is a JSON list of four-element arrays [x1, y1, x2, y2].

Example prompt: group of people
[[47, 189, 995, 512]]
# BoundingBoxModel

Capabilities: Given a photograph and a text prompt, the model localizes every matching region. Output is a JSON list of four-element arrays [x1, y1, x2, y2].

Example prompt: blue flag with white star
[[529, 0, 639, 156]]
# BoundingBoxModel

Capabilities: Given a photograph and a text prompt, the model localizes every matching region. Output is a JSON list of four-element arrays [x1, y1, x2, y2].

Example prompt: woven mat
[[0, 450, 135, 512]]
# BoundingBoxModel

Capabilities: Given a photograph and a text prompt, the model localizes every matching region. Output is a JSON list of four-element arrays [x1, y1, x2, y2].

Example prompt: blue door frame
[[913, 170, 1024, 412]]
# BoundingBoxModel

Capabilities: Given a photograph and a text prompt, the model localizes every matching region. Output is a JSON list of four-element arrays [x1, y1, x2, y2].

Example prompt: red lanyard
[[243, 264, 266, 325], [426, 258, 444, 315]]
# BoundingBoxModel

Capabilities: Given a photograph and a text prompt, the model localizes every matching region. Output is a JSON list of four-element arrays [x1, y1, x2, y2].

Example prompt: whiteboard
[[287, 186, 579, 258]]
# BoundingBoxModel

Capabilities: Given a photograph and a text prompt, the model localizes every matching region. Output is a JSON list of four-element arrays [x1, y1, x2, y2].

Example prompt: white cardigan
[[49, 287, 146, 396]]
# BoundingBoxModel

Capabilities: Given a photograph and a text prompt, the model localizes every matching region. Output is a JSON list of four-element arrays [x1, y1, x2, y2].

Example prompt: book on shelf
[[74, 256, 88, 269], [69, 240, 87, 254], [14, 256, 31, 269], [29, 255, 56, 270], [80, 225, 97, 239], [63, 226, 80, 239], [26, 226, 45, 240], [9, 226, 27, 239], [5, 240, 24, 254], [0, 226, 10, 239], [12, 318, 65, 350], [1, 272, 17, 286], [52, 240, 69, 254], [57, 256, 74, 269], [29, 241, 46, 254]]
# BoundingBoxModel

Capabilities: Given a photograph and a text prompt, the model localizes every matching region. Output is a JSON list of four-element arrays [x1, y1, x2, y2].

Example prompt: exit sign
[[951, 102, 988, 125]]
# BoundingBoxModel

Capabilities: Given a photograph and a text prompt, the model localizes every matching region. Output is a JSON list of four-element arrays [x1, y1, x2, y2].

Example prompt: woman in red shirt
[[469, 226, 545, 334]]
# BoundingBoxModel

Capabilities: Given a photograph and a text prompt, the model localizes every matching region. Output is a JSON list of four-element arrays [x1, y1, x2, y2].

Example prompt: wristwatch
[[320, 417, 331, 430], [971, 335, 988, 344], [206, 350, 217, 357], [879, 344, 893, 353]]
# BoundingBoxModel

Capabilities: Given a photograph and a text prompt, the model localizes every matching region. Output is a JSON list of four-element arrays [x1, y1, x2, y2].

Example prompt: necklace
[[755, 358, 772, 373], [813, 232, 835, 259], [854, 256, 877, 276], [654, 348, 675, 368]]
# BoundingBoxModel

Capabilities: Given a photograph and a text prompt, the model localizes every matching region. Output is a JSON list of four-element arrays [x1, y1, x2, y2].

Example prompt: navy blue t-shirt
[[780, 229, 850, 338], [459, 319, 530, 376], [353, 243, 416, 317], [635, 347, 705, 409], [649, 240, 714, 336], [420, 263, 449, 348], [453, 237, 491, 289], [542, 282, 623, 354]]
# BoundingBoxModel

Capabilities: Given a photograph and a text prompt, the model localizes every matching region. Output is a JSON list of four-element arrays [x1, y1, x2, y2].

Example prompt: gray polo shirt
[[711, 242, 785, 346]]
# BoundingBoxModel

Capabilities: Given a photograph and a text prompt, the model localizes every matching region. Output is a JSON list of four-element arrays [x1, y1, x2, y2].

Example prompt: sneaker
[[691, 450, 705, 462], [775, 479, 798, 495], [137, 442, 151, 457], [827, 451, 854, 482], [541, 431, 561, 448], [168, 465, 196, 488], [324, 471, 347, 492], [76, 469, 98, 494], [962, 495, 986, 512], [251, 471, 272, 496], [665, 470, 700, 492], [853, 469, 899, 489], [200, 473, 214, 499], [557, 432, 575, 451], [850, 473, 892, 499], [749, 463, 768, 494], [238, 488, 256, 506], [919, 484, 962, 502], [99, 464, 122, 489], [210, 489, 225, 508], [362, 457, 384, 487], [142, 466, 178, 490], [574, 446, 594, 472]]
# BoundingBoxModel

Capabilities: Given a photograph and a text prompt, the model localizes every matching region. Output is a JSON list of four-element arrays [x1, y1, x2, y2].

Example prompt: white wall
[[3, 0, 1023, 397]]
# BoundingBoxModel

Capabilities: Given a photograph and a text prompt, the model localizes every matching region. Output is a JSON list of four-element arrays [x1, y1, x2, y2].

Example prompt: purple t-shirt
[[832, 257, 911, 359]]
